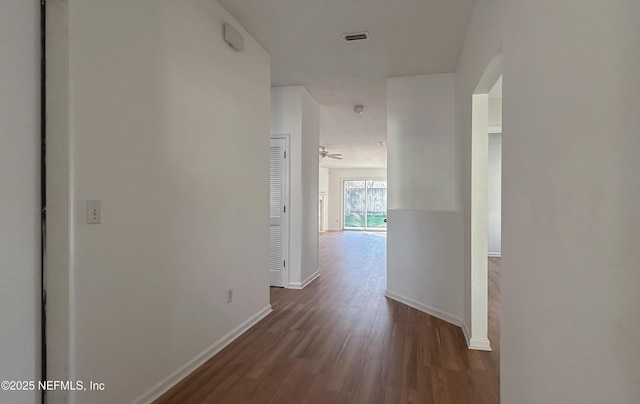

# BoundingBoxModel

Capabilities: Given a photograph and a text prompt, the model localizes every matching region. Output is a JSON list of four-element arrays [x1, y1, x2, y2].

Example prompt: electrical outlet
[[86, 200, 101, 224], [226, 289, 233, 304]]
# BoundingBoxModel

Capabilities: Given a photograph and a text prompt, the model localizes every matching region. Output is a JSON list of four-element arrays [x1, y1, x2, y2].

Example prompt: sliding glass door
[[366, 180, 387, 229], [343, 179, 387, 230], [344, 180, 366, 228]]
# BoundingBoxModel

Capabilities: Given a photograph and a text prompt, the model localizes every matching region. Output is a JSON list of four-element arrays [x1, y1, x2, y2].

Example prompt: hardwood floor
[[155, 231, 500, 403]]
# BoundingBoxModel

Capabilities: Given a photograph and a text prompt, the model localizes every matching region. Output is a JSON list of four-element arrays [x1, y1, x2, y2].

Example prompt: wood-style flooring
[[155, 231, 500, 403]]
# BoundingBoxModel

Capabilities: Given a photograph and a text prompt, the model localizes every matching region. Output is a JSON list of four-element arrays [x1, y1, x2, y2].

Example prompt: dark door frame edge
[[40, 0, 47, 402]]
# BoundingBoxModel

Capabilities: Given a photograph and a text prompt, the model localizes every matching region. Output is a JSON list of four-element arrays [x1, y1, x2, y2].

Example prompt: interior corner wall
[[0, 1, 41, 403], [386, 73, 463, 325], [300, 89, 320, 284], [47, 1, 271, 402], [270, 86, 320, 286], [326, 168, 387, 231]]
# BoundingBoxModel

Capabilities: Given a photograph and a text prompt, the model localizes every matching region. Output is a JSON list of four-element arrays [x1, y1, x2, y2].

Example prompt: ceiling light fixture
[[353, 105, 365, 114]]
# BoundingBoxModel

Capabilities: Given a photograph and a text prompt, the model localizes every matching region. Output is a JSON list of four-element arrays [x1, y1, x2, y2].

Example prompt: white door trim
[[467, 54, 502, 351], [319, 192, 326, 232]]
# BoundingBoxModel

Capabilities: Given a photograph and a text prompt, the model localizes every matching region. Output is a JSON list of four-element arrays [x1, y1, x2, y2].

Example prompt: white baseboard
[[488, 252, 502, 257], [288, 270, 320, 289], [468, 337, 492, 351], [133, 305, 273, 404], [462, 321, 492, 351], [384, 290, 463, 327], [384, 291, 491, 353]]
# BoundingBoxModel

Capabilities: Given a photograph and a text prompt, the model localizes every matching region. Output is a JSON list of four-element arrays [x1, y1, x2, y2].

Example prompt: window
[[343, 179, 387, 230]]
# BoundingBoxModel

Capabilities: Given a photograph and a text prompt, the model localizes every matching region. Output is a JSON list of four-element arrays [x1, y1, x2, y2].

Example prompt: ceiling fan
[[319, 146, 343, 160]]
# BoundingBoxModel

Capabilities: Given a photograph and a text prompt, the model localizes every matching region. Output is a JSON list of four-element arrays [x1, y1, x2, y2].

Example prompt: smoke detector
[[353, 105, 365, 114]]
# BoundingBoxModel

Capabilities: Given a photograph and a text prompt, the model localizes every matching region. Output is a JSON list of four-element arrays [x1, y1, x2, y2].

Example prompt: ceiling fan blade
[[319, 146, 342, 160]]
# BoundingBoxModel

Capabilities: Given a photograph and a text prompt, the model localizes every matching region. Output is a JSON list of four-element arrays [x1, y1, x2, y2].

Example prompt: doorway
[[269, 136, 289, 287], [469, 54, 502, 351]]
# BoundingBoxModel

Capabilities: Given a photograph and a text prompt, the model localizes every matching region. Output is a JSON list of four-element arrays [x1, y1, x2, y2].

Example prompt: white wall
[[48, 1, 271, 402], [502, 1, 640, 401], [487, 133, 501, 256], [300, 90, 320, 284], [45, 1, 70, 398], [386, 211, 463, 325], [386, 74, 463, 325], [387, 74, 456, 211], [271, 86, 320, 287], [319, 167, 329, 231], [326, 168, 387, 231], [459, 0, 640, 401], [0, 1, 40, 403]]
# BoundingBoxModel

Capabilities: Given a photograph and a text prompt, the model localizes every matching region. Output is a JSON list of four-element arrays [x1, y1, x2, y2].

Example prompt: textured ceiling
[[218, 0, 476, 169]]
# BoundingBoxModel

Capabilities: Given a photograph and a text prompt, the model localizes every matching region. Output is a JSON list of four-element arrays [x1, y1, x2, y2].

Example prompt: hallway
[[156, 232, 499, 403]]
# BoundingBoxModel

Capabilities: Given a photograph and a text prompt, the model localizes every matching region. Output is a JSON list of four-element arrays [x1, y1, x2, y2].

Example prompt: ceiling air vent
[[342, 32, 369, 42]]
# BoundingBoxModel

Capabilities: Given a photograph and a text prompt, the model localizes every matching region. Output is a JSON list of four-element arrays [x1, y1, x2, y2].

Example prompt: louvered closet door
[[269, 138, 286, 287]]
